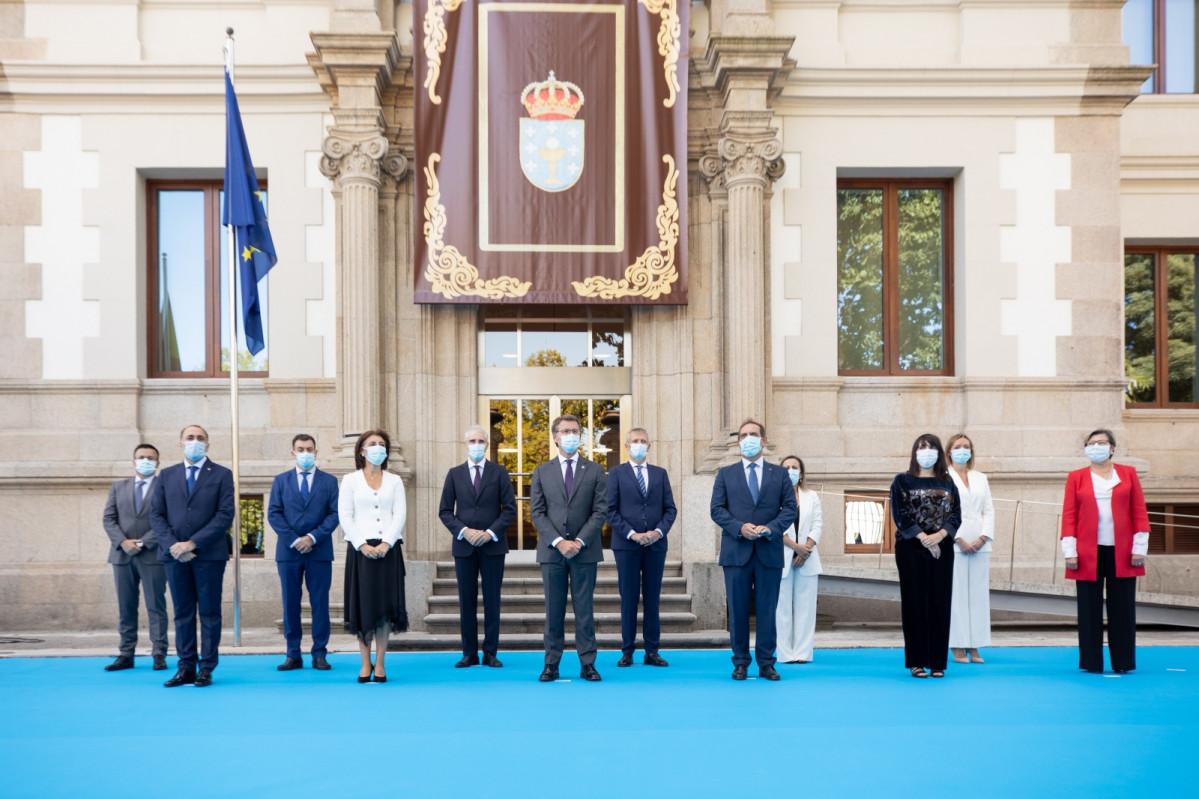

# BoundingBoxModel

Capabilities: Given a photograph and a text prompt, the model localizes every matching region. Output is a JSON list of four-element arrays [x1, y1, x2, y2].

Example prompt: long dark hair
[[907, 433, 949, 481], [354, 429, 391, 470]]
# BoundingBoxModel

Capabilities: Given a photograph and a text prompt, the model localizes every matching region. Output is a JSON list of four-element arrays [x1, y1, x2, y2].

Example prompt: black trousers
[[895, 537, 954, 671], [454, 551, 505, 657], [1075, 545, 1137, 673]]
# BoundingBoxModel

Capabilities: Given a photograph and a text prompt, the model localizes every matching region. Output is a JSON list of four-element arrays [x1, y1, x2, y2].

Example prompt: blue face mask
[[295, 452, 316, 471], [135, 458, 158, 477], [467, 443, 486, 463], [739, 436, 762, 459], [628, 443, 648, 462], [950, 448, 971, 466], [787, 468, 801, 486], [364, 445, 387, 466], [1085, 443, 1111, 464], [558, 433, 581, 456], [916, 449, 939, 469], [183, 440, 207, 462]]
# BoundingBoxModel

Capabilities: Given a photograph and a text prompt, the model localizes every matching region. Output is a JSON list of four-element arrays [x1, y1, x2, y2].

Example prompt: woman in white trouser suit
[[945, 433, 994, 664], [776, 456, 823, 664]]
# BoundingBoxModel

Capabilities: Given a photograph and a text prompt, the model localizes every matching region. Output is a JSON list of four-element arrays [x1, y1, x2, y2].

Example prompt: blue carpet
[[1, 647, 1194, 798]]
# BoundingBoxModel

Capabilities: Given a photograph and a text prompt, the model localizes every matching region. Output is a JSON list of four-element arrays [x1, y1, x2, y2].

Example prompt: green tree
[[1124, 253, 1156, 402]]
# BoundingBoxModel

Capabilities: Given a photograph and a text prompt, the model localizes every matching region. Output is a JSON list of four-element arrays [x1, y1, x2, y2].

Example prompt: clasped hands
[[630, 530, 663, 547], [360, 541, 391, 559], [957, 536, 987, 555], [555, 539, 584, 559], [917, 530, 947, 559], [462, 528, 493, 547], [168, 541, 197, 562], [740, 523, 771, 540], [292, 536, 315, 555]]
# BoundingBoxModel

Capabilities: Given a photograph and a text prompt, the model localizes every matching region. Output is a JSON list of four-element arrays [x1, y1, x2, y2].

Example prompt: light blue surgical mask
[[1085, 443, 1111, 464], [916, 449, 939, 470], [787, 468, 801, 486], [467, 443, 486, 463], [950, 448, 972, 466], [628, 443, 648, 462], [183, 440, 207, 462], [295, 452, 316, 471], [558, 433, 581, 456], [365, 445, 388, 466], [739, 436, 762, 459], [135, 458, 158, 477]]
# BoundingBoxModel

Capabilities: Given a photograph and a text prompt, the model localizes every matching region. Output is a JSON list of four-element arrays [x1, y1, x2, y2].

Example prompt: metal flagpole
[[223, 27, 242, 646]]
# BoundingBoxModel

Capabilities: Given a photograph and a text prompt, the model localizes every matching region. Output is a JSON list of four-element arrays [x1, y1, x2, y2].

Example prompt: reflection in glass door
[[488, 396, 623, 550]]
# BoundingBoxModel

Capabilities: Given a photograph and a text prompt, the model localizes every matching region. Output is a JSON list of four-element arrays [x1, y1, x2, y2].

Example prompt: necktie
[[300, 472, 310, 503], [747, 463, 759, 505], [564, 458, 574, 497], [636, 465, 647, 498], [473, 465, 482, 495], [134, 480, 146, 513], [187, 465, 197, 496]]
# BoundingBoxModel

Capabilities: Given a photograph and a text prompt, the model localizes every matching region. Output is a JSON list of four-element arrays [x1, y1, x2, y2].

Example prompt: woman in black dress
[[889, 434, 961, 678]]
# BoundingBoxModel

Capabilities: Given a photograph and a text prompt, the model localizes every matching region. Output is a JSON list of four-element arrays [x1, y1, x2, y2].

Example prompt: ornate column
[[695, 35, 792, 445], [310, 32, 410, 468]]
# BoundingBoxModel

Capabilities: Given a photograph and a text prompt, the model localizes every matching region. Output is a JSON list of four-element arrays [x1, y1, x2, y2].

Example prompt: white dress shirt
[[457, 459, 499, 543]]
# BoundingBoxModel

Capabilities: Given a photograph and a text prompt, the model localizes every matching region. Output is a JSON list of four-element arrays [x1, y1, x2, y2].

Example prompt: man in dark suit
[[438, 424, 517, 668], [101, 443, 169, 672], [710, 419, 797, 681], [150, 424, 235, 688], [268, 433, 340, 672], [530, 413, 608, 682], [607, 427, 677, 668]]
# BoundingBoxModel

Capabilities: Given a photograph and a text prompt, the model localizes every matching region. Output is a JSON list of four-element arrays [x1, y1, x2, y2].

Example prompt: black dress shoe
[[643, 653, 669, 667], [759, 664, 781, 681], [163, 669, 196, 688], [277, 657, 303, 672], [456, 654, 480, 668], [153, 655, 168, 671], [617, 653, 634, 667], [732, 664, 748, 681], [104, 656, 134, 672], [539, 665, 560, 682], [482, 653, 503, 668], [312, 657, 332, 671], [194, 669, 213, 687], [580, 664, 602, 682]]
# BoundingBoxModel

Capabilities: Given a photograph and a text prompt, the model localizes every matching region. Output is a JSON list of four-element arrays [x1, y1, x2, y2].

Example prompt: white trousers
[[949, 551, 991, 648], [775, 573, 818, 662]]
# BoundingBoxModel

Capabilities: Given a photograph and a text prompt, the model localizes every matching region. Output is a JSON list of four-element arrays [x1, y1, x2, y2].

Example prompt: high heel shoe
[[358, 661, 374, 683], [372, 672, 387, 684]]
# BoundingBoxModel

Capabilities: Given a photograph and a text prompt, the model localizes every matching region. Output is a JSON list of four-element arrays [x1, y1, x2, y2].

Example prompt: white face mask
[[787, 468, 801, 486], [950, 448, 971, 466], [134, 458, 158, 477], [1085, 443, 1111, 464], [628, 442, 648, 461], [364, 445, 387, 466], [467, 443, 486, 462], [739, 436, 762, 459], [916, 449, 939, 470], [558, 433, 581, 456]]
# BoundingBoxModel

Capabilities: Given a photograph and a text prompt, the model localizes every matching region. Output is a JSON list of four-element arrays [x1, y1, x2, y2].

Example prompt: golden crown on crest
[[521, 71, 585, 120]]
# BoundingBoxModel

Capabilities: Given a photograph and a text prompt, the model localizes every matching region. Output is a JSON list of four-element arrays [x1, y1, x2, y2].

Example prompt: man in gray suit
[[530, 414, 608, 682], [101, 443, 169, 671]]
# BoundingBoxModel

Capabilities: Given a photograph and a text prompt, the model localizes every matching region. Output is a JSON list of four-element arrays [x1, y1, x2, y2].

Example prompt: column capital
[[319, 133, 408, 186], [717, 129, 784, 188]]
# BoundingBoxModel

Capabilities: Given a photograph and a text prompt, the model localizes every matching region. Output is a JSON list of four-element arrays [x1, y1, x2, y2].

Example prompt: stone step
[[423, 611, 698, 635], [431, 576, 688, 596], [426, 593, 694, 611], [432, 561, 685, 580], [384, 630, 730, 652]]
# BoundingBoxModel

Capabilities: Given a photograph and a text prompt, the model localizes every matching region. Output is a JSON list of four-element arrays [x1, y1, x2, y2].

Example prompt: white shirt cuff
[[626, 530, 636, 540], [1132, 532, 1150, 556], [1061, 537, 1078, 559], [458, 527, 467, 540], [487, 530, 498, 542], [552, 536, 563, 547]]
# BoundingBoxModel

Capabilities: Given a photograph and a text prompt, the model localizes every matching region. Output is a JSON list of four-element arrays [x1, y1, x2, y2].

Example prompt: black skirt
[[343, 540, 408, 643]]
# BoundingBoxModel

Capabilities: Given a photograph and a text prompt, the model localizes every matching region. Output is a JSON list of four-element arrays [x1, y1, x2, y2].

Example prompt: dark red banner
[[414, 0, 688, 304]]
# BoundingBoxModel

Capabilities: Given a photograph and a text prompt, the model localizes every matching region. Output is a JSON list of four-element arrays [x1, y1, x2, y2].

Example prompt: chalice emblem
[[519, 71, 585, 193]]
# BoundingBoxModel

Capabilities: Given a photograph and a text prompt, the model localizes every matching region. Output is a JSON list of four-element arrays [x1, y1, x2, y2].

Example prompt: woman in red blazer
[[1060, 428, 1150, 673]]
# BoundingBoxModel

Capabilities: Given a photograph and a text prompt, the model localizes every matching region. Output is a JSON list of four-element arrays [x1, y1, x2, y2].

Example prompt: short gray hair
[[626, 427, 649, 443], [464, 425, 489, 443]]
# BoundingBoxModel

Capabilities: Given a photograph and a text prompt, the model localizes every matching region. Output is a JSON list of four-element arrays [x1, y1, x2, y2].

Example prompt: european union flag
[[223, 69, 276, 356]]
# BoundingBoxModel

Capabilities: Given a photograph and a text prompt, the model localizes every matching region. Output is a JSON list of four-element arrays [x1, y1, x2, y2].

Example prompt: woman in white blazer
[[340, 429, 408, 683], [945, 433, 994, 664], [776, 455, 823, 663]]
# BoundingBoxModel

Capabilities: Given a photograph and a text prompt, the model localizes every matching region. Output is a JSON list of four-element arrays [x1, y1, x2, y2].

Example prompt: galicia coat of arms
[[520, 71, 584, 193]]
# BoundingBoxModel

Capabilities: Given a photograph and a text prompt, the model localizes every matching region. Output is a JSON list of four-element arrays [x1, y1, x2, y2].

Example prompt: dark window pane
[[1165, 0, 1198, 93], [1124, 253, 1157, 403], [591, 323, 624, 366], [522, 323, 588, 366], [156, 190, 207, 373], [1124, 0, 1156, 92], [483, 323, 519, 367], [1165, 253, 1198, 402], [896, 188, 945, 371], [218, 190, 269, 372], [837, 188, 885, 370]]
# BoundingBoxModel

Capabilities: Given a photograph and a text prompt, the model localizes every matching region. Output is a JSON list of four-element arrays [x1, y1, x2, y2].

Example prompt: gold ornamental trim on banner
[[422, 154, 532, 299], [638, 0, 681, 108], [422, 0, 467, 104], [573, 155, 679, 300]]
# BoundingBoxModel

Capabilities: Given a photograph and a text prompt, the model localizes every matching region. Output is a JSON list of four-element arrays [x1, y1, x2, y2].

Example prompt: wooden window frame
[[1146, 503, 1199, 555], [146, 179, 268, 378], [837, 178, 955, 376], [1124, 246, 1199, 409], [844, 489, 897, 554]]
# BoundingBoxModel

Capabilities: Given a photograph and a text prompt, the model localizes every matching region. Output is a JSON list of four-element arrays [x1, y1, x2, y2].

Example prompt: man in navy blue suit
[[438, 425, 516, 668], [150, 424, 235, 687], [268, 433, 340, 672], [710, 419, 797, 681], [607, 427, 677, 668]]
